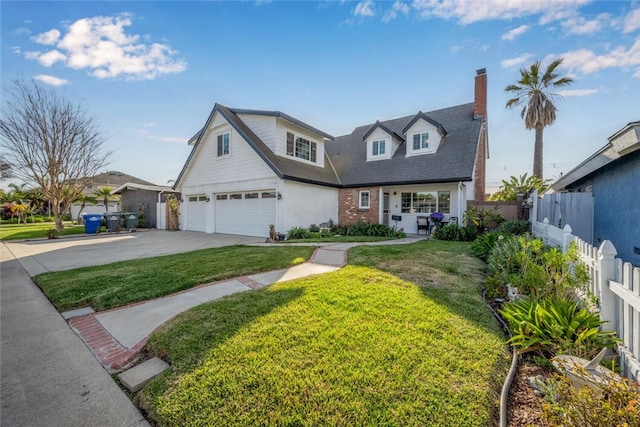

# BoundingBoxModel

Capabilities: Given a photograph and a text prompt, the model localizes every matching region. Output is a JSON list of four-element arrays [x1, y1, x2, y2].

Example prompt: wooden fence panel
[[537, 192, 594, 244]]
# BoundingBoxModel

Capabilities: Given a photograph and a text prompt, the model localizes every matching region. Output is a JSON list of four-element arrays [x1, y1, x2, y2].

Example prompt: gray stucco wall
[[121, 190, 160, 228], [568, 150, 640, 265]]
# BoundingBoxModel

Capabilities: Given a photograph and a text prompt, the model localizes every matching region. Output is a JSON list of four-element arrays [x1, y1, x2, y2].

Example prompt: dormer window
[[413, 133, 429, 151], [372, 139, 386, 156], [287, 132, 317, 163]]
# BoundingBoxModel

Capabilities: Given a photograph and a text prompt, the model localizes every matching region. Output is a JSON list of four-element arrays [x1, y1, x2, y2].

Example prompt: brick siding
[[338, 187, 380, 224]]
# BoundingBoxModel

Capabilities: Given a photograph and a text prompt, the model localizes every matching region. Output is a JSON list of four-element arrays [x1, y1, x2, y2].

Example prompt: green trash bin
[[103, 213, 121, 231], [123, 212, 138, 229]]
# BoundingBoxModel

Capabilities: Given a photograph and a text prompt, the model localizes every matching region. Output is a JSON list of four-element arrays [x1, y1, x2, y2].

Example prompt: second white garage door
[[215, 190, 277, 237]]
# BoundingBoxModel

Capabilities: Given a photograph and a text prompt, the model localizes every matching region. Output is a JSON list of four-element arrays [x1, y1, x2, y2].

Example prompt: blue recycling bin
[[83, 214, 102, 234]]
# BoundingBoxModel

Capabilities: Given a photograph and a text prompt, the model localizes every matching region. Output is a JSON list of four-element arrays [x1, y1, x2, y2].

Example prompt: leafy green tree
[[489, 173, 551, 201], [505, 58, 573, 179]]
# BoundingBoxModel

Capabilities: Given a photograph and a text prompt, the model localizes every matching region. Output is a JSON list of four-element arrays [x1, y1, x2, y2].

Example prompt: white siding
[[405, 119, 442, 156], [383, 184, 460, 233], [279, 181, 338, 232], [180, 112, 277, 191], [237, 114, 277, 152], [365, 128, 393, 161], [274, 119, 325, 168]]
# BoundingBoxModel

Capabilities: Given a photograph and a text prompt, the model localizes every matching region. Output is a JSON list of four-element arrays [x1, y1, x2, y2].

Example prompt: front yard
[[137, 241, 510, 426], [0, 221, 85, 241]]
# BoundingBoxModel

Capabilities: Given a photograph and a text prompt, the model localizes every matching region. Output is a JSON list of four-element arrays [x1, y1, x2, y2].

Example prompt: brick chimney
[[474, 68, 487, 119], [473, 68, 488, 201]]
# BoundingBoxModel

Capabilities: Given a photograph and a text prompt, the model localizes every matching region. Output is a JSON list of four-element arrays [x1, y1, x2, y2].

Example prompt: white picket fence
[[534, 217, 640, 383]]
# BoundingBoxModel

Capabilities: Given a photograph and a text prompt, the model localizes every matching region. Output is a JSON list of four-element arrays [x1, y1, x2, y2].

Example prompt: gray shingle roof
[[176, 102, 482, 189], [325, 102, 482, 187]]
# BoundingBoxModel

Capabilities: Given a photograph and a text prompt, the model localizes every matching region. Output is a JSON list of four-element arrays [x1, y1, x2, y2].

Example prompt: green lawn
[[0, 222, 85, 241], [138, 240, 510, 426], [34, 245, 314, 312]]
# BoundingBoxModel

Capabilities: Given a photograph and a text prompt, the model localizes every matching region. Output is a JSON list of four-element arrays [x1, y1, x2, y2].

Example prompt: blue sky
[[2, 1, 639, 192]]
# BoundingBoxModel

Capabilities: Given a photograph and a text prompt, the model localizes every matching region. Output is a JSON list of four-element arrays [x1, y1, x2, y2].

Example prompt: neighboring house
[[174, 69, 489, 237], [111, 182, 180, 229], [71, 171, 155, 218], [550, 121, 640, 265]]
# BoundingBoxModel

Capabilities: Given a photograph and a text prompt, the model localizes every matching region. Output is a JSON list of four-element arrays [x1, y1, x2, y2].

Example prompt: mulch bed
[[507, 360, 554, 427]]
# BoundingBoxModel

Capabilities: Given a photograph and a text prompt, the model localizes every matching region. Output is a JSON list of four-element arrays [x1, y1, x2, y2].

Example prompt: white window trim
[[367, 137, 391, 161], [286, 131, 318, 164], [216, 132, 231, 158], [359, 190, 370, 209]]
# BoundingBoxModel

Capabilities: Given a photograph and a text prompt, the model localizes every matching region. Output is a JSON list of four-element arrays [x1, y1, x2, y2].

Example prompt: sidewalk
[[0, 245, 149, 427]]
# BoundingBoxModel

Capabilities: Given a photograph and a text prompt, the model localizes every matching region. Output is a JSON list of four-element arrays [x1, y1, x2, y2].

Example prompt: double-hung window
[[413, 133, 429, 150], [287, 132, 317, 163], [372, 140, 386, 156], [359, 190, 370, 209], [217, 133, 230, 157]]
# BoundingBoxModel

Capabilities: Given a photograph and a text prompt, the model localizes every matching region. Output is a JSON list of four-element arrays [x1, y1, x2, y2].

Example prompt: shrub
[[542, 368, 640, 426], [471, 231, 504, 261], [308, 224, 320, 232], [460, 226, 479, 242], [497, 220, 531, 235], [499, 295, 618, 357], [433, 224, 462, 241], [487, 236, 590, 298], [463, 205, 505, 230], [62, 214, 72, 221], [46, 228, 60, 239], [286, 226, 310, 240]]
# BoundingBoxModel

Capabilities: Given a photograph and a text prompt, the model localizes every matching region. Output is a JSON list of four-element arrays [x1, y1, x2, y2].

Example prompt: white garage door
[[215, 190, 276, 237], [187, 195, 207, 232]]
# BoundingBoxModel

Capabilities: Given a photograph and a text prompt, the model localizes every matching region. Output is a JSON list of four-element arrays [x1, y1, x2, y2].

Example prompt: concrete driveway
[[4, 230, 263, 276]]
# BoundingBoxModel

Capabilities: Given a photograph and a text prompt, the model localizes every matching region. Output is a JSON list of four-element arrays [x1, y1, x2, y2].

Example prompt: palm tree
[[489, 173, 551, 201], [94, 187, 115, 212], [505, 58, 573, 179], [74, 194, 98, 223]]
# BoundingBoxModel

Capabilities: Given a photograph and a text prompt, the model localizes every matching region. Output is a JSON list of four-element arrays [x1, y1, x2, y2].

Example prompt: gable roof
[[325, 102, 482, 187], [401, 111, 447, 136], [174, 104, 341, 188], [362, 120, 405, 143], [551, 120, 640, 191], [176, 102, 483, 190]]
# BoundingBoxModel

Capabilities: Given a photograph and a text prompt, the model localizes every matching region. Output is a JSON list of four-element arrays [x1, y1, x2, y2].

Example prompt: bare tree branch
[[0, 79, 111, 231]]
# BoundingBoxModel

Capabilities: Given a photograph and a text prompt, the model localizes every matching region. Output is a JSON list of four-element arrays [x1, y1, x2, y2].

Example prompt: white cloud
[[354, 1, 375, 17], [160, 136, 188, 144], [410, 0, 589, 25], [23, 14, 186, 80], [561, 13, 609, 35], [558, 88, 598, 97], [13, 27, 31, 36], [383, 1, 410, 23], [500, 53, 534, 69], [558, 36, 640, 76], [623, 9, 640, 34], [38, 49, 66, 67], [32, 29, 61, 45], [34, 74, 69, 86], [502, 25, 530, 41], [12, 46, 21, 55]]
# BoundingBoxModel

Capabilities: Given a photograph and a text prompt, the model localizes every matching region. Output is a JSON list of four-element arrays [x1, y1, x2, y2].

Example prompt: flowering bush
[[429, 211, 444, 222]]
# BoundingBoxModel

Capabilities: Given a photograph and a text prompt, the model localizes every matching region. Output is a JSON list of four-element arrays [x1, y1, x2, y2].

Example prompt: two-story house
[[174, 69, 488, 237]]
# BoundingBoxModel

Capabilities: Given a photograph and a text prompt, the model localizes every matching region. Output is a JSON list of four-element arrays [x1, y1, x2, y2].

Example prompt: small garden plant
[[286, 221, 406, 241]]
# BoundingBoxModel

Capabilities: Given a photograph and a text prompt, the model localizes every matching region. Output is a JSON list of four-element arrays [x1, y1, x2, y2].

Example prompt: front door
[[383, 193, 390, 226]]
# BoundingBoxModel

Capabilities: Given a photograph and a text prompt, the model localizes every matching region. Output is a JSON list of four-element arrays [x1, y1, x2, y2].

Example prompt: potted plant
[[429, 211, 444, 230]]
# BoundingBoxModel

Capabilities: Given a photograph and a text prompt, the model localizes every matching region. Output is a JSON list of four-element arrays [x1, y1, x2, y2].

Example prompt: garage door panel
[[187, 196, 207, 232], [215, 191, 276, 237]]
